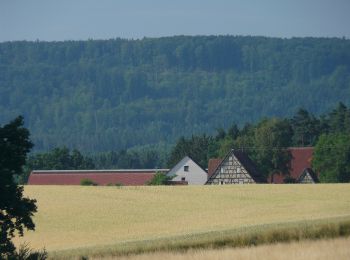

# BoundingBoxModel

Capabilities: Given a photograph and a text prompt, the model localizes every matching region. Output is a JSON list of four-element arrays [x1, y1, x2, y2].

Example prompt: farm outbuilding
[[269, 147, 318, 184], [28, 169, 169, 186], [206, 150, 266, 185]]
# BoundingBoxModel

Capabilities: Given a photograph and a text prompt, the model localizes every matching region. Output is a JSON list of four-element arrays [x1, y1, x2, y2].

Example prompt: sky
[[1, 0, 350, 42]]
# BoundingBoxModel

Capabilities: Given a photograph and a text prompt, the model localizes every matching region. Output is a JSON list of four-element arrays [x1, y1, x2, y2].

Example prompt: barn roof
[[271, 147, 314, 183], [28, 169, 169, 186], [233, 151, 266, 183], [207, 158, 222, 179], [207, 150, 266, 184]]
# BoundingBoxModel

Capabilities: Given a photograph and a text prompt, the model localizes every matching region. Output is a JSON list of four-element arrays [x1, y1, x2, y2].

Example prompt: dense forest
[[0, 36, 350, 152]]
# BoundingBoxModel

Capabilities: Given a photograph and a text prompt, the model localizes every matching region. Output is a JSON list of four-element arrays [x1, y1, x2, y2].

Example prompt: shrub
[[80, 178, 97, 186], [147, 172, 172, 185], [106, 183, 123, 187]]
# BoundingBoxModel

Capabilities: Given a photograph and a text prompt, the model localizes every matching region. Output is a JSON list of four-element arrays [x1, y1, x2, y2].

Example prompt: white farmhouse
[[167, 156, 208, 185]]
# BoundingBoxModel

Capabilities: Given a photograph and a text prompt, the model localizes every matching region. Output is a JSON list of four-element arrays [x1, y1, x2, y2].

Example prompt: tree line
[[23, 103, 350, 183], [0, 36, 349, 152]]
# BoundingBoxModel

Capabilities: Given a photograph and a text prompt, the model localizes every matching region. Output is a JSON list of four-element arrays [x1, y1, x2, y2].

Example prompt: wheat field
[[16, 184, 350, 257]]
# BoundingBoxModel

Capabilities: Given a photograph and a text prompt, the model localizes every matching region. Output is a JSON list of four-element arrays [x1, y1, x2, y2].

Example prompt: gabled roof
[[298, 168, 319, 183], [167, 156, 207, 176], [289, 147, 313, 179], [206, 149, 266, 184]]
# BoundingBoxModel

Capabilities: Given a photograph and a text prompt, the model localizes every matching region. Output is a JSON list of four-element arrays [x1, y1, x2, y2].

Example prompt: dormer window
[[184, 165, 189, 172]]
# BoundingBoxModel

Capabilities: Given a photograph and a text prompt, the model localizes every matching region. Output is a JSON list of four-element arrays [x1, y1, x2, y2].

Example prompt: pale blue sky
[[1, 0, 350, 42]]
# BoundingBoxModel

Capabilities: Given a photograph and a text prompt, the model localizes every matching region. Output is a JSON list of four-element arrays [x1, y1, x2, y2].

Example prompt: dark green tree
[[250, 119, 293, 181], [227, 123, 240, 140], [0, 116, 37, 258], [290, 108, 320, 146], [167, 135, 213, 168], [215, 128, 226, 141], [328, 102, 350, 133], [312, 133, 350, 183]]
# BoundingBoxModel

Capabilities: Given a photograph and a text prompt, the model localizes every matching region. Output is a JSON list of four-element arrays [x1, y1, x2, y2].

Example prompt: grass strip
[[49, 215, 350, 259]]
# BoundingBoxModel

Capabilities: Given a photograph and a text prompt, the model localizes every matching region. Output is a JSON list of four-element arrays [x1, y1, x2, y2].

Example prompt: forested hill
[[0, 36, 350, 152]]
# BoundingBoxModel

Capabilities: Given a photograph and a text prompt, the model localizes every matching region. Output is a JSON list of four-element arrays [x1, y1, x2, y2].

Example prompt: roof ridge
[[32, 169, 169, 173]]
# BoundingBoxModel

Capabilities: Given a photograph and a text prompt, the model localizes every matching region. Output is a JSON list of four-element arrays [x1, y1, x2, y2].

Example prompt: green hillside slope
[[0, 36, 349, 151]]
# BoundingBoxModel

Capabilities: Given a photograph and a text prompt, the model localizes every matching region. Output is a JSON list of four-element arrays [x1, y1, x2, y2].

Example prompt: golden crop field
[[15, 184, 350, 258]]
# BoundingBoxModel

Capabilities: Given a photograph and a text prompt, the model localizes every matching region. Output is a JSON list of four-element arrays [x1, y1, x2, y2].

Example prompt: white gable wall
[[167, 156, 207, 185]]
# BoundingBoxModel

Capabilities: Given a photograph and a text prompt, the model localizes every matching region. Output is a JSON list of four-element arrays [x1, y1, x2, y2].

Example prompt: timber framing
[[206, 149, 266, 185]]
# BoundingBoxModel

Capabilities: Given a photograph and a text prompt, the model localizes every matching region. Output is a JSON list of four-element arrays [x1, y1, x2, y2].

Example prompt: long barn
[[28, 169, 169, 186]]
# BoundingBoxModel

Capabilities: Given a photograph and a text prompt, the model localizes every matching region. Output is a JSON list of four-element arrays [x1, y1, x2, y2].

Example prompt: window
[[184, 165, 189, 172], [181, 177, 186, 181]]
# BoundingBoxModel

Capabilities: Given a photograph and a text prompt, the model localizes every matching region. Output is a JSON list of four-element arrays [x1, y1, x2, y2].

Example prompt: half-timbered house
[[206, 150, 266, 184]]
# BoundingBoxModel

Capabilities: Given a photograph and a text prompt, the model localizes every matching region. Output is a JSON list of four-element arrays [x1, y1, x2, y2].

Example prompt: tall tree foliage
[[92, 148, 167, 169], [0, 116, 37, 257], [228, 119, 293, 180], [27, 147, 95, 171], [327, 102, 350, 133], [167, 135, 214, 168], [21, 147, 96, 184], [290, 108, 320, 146], [313, 133, 350, 182]]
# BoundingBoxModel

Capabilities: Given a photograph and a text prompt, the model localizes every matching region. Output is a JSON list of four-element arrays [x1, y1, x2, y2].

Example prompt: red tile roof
[[28, 169, 168, 186], [270, 147, 314, 183], [207, 158, 222, 179]]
